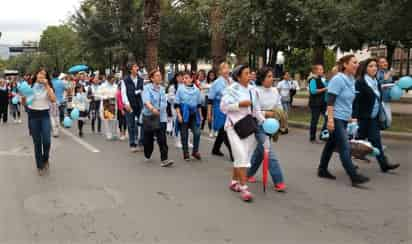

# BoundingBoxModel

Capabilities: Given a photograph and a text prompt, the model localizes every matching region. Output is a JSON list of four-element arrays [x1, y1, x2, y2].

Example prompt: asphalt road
[[0, 117, 410, 244]]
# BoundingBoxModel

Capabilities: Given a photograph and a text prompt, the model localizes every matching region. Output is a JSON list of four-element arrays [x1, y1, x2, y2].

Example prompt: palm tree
[[210, 0, 226, 71], [143, 0, 161, 72]]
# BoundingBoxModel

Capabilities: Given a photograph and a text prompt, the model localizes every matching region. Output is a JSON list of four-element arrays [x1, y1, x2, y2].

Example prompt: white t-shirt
[[256, 86, 282, 111], [29, 83, 50, 111], [277, 80, 292, 101]]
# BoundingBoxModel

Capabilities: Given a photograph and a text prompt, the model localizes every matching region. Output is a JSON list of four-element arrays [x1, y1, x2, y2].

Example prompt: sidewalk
[[293, 98, 412, 115]]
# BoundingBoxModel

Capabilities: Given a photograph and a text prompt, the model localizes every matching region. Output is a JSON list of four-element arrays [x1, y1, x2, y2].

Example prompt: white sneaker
[[214, 131, 218, 137], [175, 140, 182, 148], [119, 135, 126, 141], [17, 119, 22, 124], [160, 159, 174, 167], [130, 147, 138, 153], [209, 131, 214, 138]]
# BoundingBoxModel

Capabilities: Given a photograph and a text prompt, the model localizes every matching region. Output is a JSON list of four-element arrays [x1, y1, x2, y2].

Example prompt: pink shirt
[[116, 89, 124, 111]]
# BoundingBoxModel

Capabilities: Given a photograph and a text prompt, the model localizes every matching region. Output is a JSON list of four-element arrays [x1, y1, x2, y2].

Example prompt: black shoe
[[79, 131, 84, 138], [318, 168, 336, 180], [183, 152, 190, 161], [212, 150, 224, 157], [351, 174, 370, 186], [381, 156, 400, 173]]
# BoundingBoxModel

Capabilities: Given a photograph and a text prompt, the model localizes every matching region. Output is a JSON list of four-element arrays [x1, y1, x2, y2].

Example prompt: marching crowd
[[0, 55, 402, 202]]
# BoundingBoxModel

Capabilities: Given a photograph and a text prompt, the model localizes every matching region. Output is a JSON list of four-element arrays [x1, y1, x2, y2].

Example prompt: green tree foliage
[[39, 25, 82, 72]]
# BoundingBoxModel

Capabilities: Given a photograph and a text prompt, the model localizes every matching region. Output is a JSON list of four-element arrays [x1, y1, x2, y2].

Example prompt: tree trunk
[[190, 60, 198, 72], [386, 43, 396, 68], [312, 46, 325, 65], [143, 0, 161, 72], [210, 0, 226, 71]]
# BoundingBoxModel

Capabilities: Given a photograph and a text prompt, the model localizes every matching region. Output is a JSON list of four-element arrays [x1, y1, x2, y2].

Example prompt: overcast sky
[[0, 0, 81, 45]]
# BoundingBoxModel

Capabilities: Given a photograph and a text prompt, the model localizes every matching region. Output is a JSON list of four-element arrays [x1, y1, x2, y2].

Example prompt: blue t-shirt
[[208, 76, 230, 101], [327, 72, 356, 121], [142, 83, 167, 123], [52, 78, 66, 104], [175, 84, 202, 108]]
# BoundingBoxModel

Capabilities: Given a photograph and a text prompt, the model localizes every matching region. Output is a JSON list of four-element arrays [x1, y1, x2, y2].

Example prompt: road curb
[[288, 121, 412, 141]]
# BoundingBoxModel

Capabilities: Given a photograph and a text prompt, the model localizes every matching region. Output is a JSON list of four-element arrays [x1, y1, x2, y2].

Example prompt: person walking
[[73, 84, 89, 138], [353, 58, 400, 172], [26, 69, 56, 176], [9, 79, 21, 123], [277, 71, 293, 113], [318, 54, 370, 187], [142, 70, 174, 167], [116, 82, 127, 140], [247, 67, 286, 192], [175, 72, 203, 161], [221, 65, 263, 202], [308, 65, 328, 143], [99, 75, 119, 140], [0, 79, 9, 124], [89, 75, 102, 133], [208, 62, 234, 160], [121, 63, 145, 152]]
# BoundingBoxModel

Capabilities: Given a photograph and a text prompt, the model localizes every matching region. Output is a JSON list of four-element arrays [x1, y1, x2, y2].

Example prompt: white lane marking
[[60, 128, 100, 153], [0, 151, 31, 157]]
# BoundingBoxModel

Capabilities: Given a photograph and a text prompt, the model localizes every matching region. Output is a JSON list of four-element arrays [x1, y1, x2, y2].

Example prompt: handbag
[[232, 91, 258, 139], [143, 92, 161, 131]]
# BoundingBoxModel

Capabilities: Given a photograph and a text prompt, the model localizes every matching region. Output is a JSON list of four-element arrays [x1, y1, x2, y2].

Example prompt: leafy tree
[[39, 25, 82, 72]]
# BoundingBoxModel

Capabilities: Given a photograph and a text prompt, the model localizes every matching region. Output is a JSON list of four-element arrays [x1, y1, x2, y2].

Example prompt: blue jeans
[[248, 126, 284, 184], [126, 110, 143, 147], [358, 117, 386, 168], [281, 101, 290, 113], [29, 111, 51, 169], [180, 115, 200, 154], [319, 119, 357, 178]]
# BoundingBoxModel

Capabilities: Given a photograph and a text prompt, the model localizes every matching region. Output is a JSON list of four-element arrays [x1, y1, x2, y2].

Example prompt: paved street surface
[[0, 116, 410, 244], [293, 98, 412, 115]]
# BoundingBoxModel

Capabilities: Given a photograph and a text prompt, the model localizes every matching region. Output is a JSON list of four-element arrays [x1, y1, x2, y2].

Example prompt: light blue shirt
[[142, 83, 167, 123], [175, 84, 202, 108], [208, 76, 230, 101], [327, 72, 356, 121], [51, 78, 65, 104], [364, 75, 380, 118]]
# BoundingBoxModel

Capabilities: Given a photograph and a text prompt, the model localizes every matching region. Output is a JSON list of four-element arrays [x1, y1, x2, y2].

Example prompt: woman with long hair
[[247, 67, 286, 192], [353, 58, 399, 172], [26, 69, 56, 175], [317, 55, 369, 187]]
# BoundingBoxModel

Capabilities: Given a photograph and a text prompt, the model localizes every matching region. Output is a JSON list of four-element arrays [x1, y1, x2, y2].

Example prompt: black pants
[[91, 101, 101, 132], [58, 104, 65, 124], [200, 106, 211, 130], [78, 120, 84, 133], [0, 101, 8, 123], [143, 122, 168, 161], [310, 105, 327, 141], [117, 111, 127, 132], [212, 127, 234, 161]]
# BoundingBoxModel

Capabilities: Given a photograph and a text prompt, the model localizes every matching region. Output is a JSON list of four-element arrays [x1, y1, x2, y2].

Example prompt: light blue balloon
[[70, 108, 80, 120], [18, 82, 34, 97], [398, 76, 412, 89], [390, 85, 404, 101], [262, 118, 280, 135], [11, 96, 19, 105], [26, 96, 34, 106], [63, 117, 73, 128]]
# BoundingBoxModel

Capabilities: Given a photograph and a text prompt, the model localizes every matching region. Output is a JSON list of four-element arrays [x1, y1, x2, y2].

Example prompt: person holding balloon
[[353, 59, 400, 172], [25, 69, 56, 176], [9, 79, 22, 123], [221, 65, 264, 202], [72, 84, 89, 138], [246, 66, 286, 192], [318, 55, 370, 187]]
